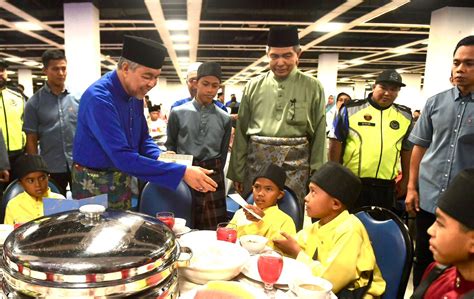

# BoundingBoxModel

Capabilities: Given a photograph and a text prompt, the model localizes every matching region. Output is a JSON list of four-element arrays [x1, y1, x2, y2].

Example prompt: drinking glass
[[216, 222, 237, 243], [156, 212, 175, 229], [257, 249, 284, 295]]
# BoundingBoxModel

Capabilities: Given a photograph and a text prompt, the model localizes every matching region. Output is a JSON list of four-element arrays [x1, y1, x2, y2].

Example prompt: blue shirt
[[408, 87, 474, 213], [73, 70, 186, 190], [23, 83, 79, 173], [166, 99, 231, 164], [171, 96, 227, 112]]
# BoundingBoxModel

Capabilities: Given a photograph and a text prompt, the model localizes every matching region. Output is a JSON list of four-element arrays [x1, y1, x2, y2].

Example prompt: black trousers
[[351, 178, 395, 212], [413, 208, 436, 288], [49, 170, 71, 196]]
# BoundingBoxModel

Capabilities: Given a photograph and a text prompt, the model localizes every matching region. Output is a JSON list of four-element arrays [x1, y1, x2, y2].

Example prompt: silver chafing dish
[[1, 205, 190, 298]]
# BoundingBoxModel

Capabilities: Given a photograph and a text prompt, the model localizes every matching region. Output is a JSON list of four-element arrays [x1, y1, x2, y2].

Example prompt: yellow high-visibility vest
[[0, 87, 25, 152], [343, 101, 412, 180]]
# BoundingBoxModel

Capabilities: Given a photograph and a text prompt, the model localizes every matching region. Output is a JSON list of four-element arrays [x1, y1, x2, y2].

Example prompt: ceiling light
[[339, 77, 349, 82], [171, 34, 190, 42], [338, 63, 349, 69], [166, 20, 188, 31], [362, 74, 375, 78], [174, 44, 190, 51], [391, 48, 412, 54], [4, 57, 23, 63], [348, 59, 367, 65], [36, 82, 43, 85], [23, 61, 40, 67], [396, 69, 406, 74], [14, 21, 42, 31], [6, 70, 15, 75], [313, 22, 345, 32]]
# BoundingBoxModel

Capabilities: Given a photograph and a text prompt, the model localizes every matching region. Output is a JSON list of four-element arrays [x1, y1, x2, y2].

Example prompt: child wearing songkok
[[166, 62, 231, 230], [228, 163, 296, 249], [4, 154, 64, 225], [412, 169, 474, 299], [274, 162, 385, 298]]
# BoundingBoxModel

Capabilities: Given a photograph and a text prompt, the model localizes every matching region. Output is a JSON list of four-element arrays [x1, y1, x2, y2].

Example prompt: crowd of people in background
[[0, 25, 473, 298]]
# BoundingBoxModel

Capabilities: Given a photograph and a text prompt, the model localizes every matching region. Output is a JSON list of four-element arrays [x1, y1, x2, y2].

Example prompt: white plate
[[242, 255, 312, 286], [178, 230, 216, 246], [173, 226, 191, 235]]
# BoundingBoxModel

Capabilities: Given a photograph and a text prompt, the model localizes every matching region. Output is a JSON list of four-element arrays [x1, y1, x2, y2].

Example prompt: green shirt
[[228, 67, 326, 182]]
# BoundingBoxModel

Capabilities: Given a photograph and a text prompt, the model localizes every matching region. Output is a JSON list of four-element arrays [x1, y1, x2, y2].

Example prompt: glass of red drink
[[257, 249, 284, 295], [216, 222, 237, 243], [156, 212, 175, 230]]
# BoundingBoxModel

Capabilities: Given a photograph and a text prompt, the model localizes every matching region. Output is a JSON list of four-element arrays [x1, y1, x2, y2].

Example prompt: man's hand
[[273, 232, 301, 258], [233, 181, 244, 194], [244, 205, 264, 222], [405, 186, 420, 215], [183, 166, 217, 193], [0, 170, 9, 183], [396, 177, 408, 198]]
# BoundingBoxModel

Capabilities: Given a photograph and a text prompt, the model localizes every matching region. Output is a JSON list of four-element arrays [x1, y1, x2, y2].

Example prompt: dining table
[[175, 229, 336, 299]]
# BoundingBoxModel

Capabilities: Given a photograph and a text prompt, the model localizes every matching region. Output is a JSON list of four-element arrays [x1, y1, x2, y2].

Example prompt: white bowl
[[179, 240, 250, 284], [0, 224, 14, 245], [239, 235, 268, 255], [173, 217, 187, 233], [289, 276, 333, 299]]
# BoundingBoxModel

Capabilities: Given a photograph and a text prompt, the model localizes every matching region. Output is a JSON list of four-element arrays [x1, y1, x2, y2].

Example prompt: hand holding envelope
[[227, 193, 262, 221]]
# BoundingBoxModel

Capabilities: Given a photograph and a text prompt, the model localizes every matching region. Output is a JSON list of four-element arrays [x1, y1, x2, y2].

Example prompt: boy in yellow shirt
[[228, 163, 296, 249], [4, 154, 64, 224], [275, 162, 385, 298]]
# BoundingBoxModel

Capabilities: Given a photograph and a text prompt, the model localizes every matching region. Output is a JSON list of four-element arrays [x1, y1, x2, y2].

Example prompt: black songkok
[[197, 62, 222, 82], [438, 169, 474, 229], [310, 162, 361, 209], [14, 154, 49, 180], [121, 35, 166, 69], [253, 163, 286, 191], [267, 26, 299, 47]]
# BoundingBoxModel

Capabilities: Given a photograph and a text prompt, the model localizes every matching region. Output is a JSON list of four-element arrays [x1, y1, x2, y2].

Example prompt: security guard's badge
[[364, 114, 372, 121], [390, 120, 400, 130]]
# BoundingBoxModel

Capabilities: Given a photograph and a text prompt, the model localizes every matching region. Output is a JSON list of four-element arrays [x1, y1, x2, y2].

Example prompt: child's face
[[252, 177, 284, 210], [304, 182, 337, 219], [428, 208, 474, 265], [149, 111, 159, 121], [20, 171, 49, 198], [195, 76, 220, 105]]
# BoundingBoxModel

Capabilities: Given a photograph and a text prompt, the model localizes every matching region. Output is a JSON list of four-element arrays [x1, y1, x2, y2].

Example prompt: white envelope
[[228, 193, 262, 220]]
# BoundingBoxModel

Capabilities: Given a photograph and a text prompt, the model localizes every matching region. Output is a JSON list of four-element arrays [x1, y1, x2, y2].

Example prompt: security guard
[[328, 69, 413, 210], [0, 59, 26, 186]]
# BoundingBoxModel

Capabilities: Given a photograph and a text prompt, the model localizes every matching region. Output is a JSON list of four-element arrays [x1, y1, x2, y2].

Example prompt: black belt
[[360, 177, 395, 187]]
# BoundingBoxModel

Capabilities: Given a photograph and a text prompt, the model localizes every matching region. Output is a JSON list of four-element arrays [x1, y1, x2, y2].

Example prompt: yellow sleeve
[[318, 231, 364, 293], [295, 226, 324, 274]]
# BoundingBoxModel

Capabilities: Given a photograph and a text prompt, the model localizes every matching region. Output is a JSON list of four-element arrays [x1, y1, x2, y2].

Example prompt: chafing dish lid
[[2, 207, 177, 276]]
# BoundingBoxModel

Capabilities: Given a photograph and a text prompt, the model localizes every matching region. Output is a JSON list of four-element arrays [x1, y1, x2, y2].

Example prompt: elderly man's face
[[122, 62, 160, 99], [268, 46, 299, 79], [186, 71, 198, 98], [371, 83, 400, 108]]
